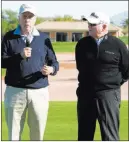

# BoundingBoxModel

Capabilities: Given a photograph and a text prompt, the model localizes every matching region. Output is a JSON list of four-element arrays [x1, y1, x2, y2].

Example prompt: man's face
[[88, 23, 105, 38], [19, 11, 36, 33]]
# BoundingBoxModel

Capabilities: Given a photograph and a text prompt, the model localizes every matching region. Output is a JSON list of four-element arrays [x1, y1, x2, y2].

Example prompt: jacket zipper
[[96, 34, 108, 59], [97, 44, 99, 59]]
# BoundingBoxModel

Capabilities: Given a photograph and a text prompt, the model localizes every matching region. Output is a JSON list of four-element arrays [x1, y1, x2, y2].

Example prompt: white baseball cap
[[82, 12, 110, 25], [19, 4, 37, 16]]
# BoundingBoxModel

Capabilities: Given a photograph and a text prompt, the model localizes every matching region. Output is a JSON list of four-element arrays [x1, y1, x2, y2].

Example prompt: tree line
[[2, 9, 129, 36]]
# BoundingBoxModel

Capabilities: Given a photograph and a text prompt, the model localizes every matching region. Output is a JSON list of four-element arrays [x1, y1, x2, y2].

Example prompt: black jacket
[[75, 34, 129, 92]]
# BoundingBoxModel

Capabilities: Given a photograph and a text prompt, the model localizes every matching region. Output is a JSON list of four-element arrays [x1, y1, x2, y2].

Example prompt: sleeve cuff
[[50, 66, 56, 75]]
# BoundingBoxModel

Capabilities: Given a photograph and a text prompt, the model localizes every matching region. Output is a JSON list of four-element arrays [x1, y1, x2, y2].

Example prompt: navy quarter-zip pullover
[[2, 29, 59, 89]]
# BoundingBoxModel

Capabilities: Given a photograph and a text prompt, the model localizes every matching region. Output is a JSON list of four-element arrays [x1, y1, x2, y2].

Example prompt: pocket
[[114, 89, 121, 102], [4, 86, 26, 108], [100, 51, 119, 64]]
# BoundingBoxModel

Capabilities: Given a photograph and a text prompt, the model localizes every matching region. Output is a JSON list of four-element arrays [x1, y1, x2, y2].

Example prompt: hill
[[110, 11, 128, 26]]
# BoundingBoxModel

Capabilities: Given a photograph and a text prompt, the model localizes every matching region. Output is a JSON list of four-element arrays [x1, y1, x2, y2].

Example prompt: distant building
[[36, 21, 121, 42]]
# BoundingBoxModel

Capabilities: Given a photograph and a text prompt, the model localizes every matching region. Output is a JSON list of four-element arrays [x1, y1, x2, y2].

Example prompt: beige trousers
[[4, 85, 49, 141]]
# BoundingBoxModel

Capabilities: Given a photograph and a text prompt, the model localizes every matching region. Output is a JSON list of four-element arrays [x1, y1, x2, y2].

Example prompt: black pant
[[77, 88, 121, 141]]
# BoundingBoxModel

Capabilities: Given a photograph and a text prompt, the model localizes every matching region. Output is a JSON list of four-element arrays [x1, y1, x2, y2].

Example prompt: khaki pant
[[4, 86, 49, 141]]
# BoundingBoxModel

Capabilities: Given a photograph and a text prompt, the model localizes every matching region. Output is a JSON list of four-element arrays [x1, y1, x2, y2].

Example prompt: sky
[[1, 1, 128, 19]]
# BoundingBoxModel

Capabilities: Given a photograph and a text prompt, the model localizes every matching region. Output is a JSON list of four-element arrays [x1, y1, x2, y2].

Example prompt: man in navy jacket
[[2, 4, 59, 140], [75, 12, 129, 141]]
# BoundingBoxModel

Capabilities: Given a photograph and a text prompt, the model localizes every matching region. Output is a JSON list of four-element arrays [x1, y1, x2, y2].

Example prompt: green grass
[[51, 36, 128, 52], [1, 101, 128, 140], [2, 68, 6, 77], [52, 42, 76, 52], [119, 36, 128, 45]]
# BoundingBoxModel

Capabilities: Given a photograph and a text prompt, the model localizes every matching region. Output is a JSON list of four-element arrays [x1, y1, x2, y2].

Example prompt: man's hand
[[41, 65, 54, 75], [21, 47, 32, 59]]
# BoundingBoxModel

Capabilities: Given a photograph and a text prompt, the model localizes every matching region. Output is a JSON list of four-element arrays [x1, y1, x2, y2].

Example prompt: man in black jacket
[[75, 12, 129, 141], [2, 4, 59, 141]]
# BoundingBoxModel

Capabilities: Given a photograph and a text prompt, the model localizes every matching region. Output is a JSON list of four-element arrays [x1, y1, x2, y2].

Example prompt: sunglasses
[[88, 23, 99, 27]]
